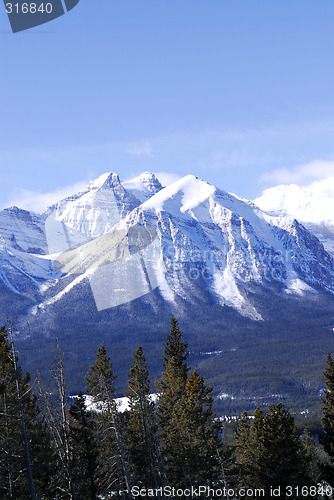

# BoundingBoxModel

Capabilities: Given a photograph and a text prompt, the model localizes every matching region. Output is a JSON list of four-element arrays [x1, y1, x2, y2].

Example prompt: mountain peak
[[123, 172, 163, 202], [254, 177, 334, 224], [142, 174, 215, 213], [87, 171, 121, 191], [254, 177, 334, 255]]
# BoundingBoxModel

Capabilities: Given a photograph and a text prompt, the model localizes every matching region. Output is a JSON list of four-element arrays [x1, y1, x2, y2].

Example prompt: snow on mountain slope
[[34, 174, 334, 321], [0, 243, 59, 294], [1, 171, 334, 322], [0, 206, 47, 254], [137, 175, 334, 302], [0, 172, 144, 296], [122, 172, 163, 203], [254, 177, 334, 255], [44, 172, 142, 253]]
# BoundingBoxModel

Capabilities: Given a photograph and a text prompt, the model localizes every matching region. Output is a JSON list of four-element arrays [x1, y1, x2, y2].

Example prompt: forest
[[1, 317, 334, 500]]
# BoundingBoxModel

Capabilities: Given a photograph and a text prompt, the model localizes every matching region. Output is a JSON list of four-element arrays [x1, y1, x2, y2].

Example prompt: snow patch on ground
[[79, 393, 159, 413]]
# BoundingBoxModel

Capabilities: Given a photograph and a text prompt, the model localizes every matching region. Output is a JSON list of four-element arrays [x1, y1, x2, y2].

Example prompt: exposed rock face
[[0, 172, 333, 322]]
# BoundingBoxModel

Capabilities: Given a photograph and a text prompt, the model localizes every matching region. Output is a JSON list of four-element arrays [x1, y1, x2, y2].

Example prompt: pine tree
[[321, 351, 334, 484], [300, 427, 321, 485], [249, 406, 265, 488], [235, 407, 264, 489], [0, 324, 53, 499], [68, 391, 98, 499], [36, 337, 75, 499], [235, 404, 307, 494], [177, 369, 220, 487], [235, 411, 253, 487], [156, 316, 189, 486], [85, 346, 132, 498], [259, 403, 305, 490], [126, 346, 162, 489]]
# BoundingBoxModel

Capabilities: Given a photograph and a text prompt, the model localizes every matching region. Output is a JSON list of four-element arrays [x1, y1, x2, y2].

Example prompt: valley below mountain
[[1, 172, 333, 414]]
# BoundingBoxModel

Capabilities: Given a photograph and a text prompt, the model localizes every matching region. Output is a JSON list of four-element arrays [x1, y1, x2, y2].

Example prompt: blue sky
[[1, 0, 333, 212]]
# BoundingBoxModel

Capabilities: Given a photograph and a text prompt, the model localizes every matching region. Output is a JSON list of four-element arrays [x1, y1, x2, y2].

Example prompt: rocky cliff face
[[1, 172, 334, 410], [1, 172, 334, 321]]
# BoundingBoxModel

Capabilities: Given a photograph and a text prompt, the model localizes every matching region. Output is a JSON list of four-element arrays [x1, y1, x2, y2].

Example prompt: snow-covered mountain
[[254, 177, 334, 255], [2, 171, 334, 411], [1, 171, 334, 324]]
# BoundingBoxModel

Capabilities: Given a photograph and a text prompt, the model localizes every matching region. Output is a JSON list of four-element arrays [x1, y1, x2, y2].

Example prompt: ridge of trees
[[0, 317, 333, 498]]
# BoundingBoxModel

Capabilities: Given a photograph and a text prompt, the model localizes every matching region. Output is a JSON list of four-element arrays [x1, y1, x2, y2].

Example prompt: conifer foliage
[[36, 337, 75, 499], [0, 324, 52, 499], [177, 369, 220, 486], [156, 316, 190, 485], [0, 319, 329, 497], [321, 351, 334, 484], [235, 410, 254, 486], [126, 346, 162, 489], [85, 345, 132, 498], [235, 403, 310, 491], [157, 316, 219, 487], [68, 391, 98, 499]]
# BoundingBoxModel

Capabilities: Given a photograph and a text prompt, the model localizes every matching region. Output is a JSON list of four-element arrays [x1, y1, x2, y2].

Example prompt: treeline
[[1, 318, 334, 499]]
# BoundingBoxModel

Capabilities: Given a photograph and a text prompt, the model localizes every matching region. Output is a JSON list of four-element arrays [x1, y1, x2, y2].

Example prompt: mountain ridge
[[1, 171, 334, 313], [254, 176, 334, 256], [1, 171, 334, 412]]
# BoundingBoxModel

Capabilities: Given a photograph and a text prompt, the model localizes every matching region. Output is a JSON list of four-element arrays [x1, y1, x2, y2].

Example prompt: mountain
[[123, 171, 163, 202], [1, 172, 334, 413], [254, 177, 334, 256]]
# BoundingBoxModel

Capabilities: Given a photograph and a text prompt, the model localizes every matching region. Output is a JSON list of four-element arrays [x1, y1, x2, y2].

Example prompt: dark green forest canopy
[[0, 319, 333, 498]]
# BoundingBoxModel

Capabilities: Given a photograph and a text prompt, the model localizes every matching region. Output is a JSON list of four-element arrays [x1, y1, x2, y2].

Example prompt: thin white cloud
[[154, 172, 182, 187], [260, 160, 334, 185], [6, 181, 89, 214], [127, 140, 153, 158]]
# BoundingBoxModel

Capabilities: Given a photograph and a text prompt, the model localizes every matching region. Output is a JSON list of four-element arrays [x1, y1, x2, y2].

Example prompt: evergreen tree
[[249, 407, 265, 488], [322, 351, 334, 484], [235, 411, 253, 487], [177, 369, 220, 487], [126, 346, 162, 489], [0, 325, 53, 499], [235, 407, 264, 489], [85, 346, 132, 498], [300, 427, 321, 485], [259, 403, 305, 490], [68, 391, 98, 499], [37, 337, 75, 499], [235, 404, 308, 496], [156, 316, 189, 486]]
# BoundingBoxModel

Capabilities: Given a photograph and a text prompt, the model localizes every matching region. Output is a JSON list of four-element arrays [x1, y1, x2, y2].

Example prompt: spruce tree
[[37, 337, 75, 499], [249, 406, 265, 488], [235, 411, 253, 487], [177, 369, 220, 487], [156, 316, 189, 486], [259, 403, 305, 490], [126, 346, 162, 489], [235, 407, 264, 490], [68, 392, 98, 499], [300, 428, 321, 485], [0, 325, 53, 499], [321, 351, 334, 484], [236, 404, 307, 495], [85, 346, 132, 498]]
